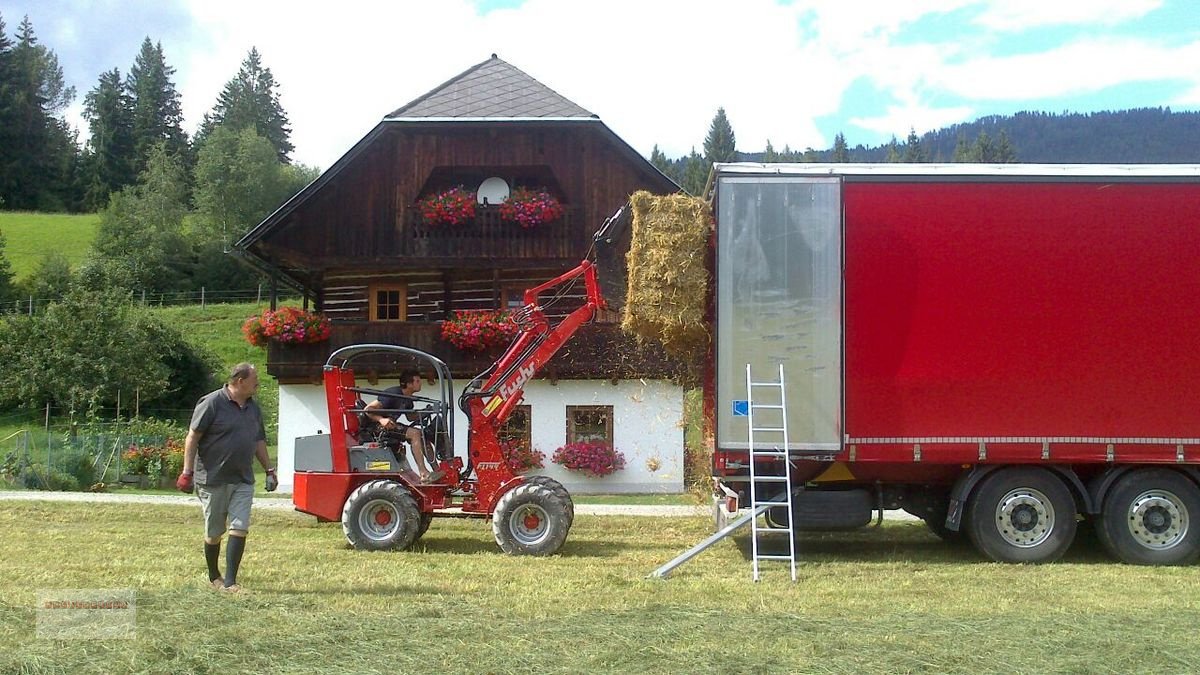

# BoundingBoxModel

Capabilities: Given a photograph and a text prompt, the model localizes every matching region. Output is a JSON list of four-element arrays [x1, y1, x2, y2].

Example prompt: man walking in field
[[176, 362, 277, 592]]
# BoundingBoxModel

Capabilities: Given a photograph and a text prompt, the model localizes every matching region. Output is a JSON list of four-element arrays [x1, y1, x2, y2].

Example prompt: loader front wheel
[[492, 484, 571, 555], [342, 480, 420, 551], [522, 475, 574, 523]]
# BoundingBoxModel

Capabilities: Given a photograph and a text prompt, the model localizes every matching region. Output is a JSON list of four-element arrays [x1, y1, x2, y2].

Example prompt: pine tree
[[127, 38, 188, 174], [649, 144, 677, 183], [682, 147, 707, 197], [0, 13, 16, 207], [994, 130, 1017, 162], [197, 47, 294, 162], [82, 68, 135, 209], [885, 136, 901, 163], [703, 107, 737, 171], [832, 133, 850, 162], [2, 16, 78, 210], [953, 133, 973, 161], [763, 140, 779, 163], [903, 127, 927, 162]]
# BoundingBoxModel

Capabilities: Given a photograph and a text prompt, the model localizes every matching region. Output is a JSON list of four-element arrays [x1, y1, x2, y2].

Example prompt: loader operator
[[365, 369, 445, 484]]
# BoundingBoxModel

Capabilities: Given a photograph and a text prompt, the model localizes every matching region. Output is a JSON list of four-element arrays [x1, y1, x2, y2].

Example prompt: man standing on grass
[[176, 362, 277, 593]]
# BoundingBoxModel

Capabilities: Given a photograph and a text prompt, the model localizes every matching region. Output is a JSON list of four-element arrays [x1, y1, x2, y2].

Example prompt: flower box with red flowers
[[242, 307, 332, 347], [500, 440, 545, 474], [440, 309, 519, 352], [551, 440, 625, 478], [499, 187, 565, 229], [417, 186, 478, 226]]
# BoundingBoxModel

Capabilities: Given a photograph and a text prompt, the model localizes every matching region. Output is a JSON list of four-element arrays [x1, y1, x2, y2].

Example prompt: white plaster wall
[[276, 378, 684, 495]]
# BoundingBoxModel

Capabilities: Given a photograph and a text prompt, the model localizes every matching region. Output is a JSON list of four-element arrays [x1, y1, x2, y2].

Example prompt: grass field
[[0, 211, 100, 282], [1, 501, 1198, 674]]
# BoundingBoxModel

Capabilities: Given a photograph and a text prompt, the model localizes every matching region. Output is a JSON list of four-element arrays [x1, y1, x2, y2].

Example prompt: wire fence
[[1, 419, 187, 491], [0, 286, 302, 315]]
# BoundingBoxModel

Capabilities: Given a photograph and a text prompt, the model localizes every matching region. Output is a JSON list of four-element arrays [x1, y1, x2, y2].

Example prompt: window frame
[[498, 404, 532, 448], [369, 283, 408, 322], [565, 405, 614, 445]]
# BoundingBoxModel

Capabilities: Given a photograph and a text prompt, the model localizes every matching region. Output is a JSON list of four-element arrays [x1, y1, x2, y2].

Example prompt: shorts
[[196, 483, 255, 538]]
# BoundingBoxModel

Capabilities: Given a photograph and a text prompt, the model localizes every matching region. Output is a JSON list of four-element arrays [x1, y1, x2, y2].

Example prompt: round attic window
[[477, 177, 510, 205]]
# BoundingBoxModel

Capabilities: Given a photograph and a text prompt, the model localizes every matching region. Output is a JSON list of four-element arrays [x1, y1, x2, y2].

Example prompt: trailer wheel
[[966, 468, 1077, 563], [1097, 469, 1200, 565], [342, 480, 420, 551], [492, 484, 571, 556], [523, 475, 575, 523]]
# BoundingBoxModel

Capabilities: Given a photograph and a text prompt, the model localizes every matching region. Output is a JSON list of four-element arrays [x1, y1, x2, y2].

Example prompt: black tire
[[412, 513, 434, 542], [924, 515, 967, 543], [1097, 468, 1200, 565], [523, 475, 574, 523], [492, 483, 572, 555], [965, 467, 1077, 563], [341, 480, 420, 551]]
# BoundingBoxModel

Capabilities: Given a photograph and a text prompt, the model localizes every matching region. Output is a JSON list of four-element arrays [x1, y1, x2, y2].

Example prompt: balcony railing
[[397, 206, 584, 259], [266, 320, 683, 383]]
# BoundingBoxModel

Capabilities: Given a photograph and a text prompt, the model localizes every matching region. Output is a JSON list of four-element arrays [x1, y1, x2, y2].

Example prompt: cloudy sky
[[5, 0, 1199, 169]]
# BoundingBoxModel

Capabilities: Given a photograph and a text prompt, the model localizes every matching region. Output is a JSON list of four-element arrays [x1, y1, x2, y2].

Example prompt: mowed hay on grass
[[622, 191, 712, 368]]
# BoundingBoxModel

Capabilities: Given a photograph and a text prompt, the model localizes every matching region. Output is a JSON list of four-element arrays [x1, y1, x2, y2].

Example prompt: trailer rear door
[[716, 175, 842, 451]]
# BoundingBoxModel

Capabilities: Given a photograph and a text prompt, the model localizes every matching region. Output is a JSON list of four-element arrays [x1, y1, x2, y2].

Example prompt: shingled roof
[[387, 54, 595, 119]]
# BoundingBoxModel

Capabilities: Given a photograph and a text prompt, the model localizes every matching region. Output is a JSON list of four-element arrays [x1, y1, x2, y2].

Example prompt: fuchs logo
[[499, 363, 536, 401], [477, 461, 502, 471]]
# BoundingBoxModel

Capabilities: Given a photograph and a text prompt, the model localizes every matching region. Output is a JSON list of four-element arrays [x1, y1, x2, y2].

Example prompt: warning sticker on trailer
[[483, 395, 504, 417], [732, 400, 749, 416], [367, 461, 391, 471]]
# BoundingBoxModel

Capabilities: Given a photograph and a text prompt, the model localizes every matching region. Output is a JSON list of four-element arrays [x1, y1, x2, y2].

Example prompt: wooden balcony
[[267, 321, 685, 384], [395, 206, 586, 261]]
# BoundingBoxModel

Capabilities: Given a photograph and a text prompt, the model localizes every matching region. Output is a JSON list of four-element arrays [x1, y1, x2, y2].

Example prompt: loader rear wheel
[[492, 484, 572, 556], [342, 480, 420, 551], [1097, 469, 1200, 565], [966, 467, 1076, 563], [522, 475, 574, 523]]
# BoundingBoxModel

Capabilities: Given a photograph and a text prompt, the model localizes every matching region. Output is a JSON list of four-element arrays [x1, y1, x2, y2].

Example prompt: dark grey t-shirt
[[190, 386, 266, 486]]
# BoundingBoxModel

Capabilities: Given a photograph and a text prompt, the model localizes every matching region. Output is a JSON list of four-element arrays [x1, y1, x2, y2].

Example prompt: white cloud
[[52, 0, 1196, 167], [930, 37, 1200, 100], [850, 103, 976, 139], [973, 0, 1163, 31]]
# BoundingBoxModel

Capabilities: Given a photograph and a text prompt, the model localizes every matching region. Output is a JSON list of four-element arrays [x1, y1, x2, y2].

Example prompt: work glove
[[176, 471, 194, 494], [265, 468, 278, 492]]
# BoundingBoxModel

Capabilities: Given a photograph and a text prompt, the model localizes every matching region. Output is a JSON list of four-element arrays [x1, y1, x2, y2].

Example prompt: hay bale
[[621, 191, 712, 365]]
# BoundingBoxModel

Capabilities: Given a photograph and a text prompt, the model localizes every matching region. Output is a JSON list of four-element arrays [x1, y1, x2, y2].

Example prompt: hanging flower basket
[[417, 186, 477, 226], [551, 441, 625, 477], [440, 309, 519, 352], [500, 440, 545, 474], [243, 307, 332, 347], [499, 187, 565, 229]]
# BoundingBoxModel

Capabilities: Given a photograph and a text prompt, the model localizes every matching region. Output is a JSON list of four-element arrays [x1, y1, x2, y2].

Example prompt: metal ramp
[[747, 363, 797, 581], [648, 364, 796, 581]]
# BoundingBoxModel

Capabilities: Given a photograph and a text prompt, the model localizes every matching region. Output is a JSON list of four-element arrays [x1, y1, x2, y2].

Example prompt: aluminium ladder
[[747, 363, 797, 581]]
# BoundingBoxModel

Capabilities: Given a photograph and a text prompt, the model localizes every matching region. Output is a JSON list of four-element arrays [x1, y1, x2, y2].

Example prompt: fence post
[[142, 289, 146, 305], [45, 402, 51, 473], [28, 295, 33, 316], [201, 287, 206, 307], [257, 283, 262, 303]]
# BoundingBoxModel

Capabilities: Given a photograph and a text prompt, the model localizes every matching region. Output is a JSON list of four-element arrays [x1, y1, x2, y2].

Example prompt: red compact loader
[[292, 208, 629, 555]]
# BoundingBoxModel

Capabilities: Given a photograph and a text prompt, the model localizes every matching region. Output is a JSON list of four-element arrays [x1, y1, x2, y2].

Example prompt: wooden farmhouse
[[236, 55, 686, 493]]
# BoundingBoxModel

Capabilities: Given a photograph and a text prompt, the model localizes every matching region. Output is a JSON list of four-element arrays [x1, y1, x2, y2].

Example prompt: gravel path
[[0, 490, 918, 519], [0, 490, 706, 516]]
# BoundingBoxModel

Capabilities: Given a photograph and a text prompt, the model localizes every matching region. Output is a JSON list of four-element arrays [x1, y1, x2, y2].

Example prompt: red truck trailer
[[709, 164, 1200, 565]]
